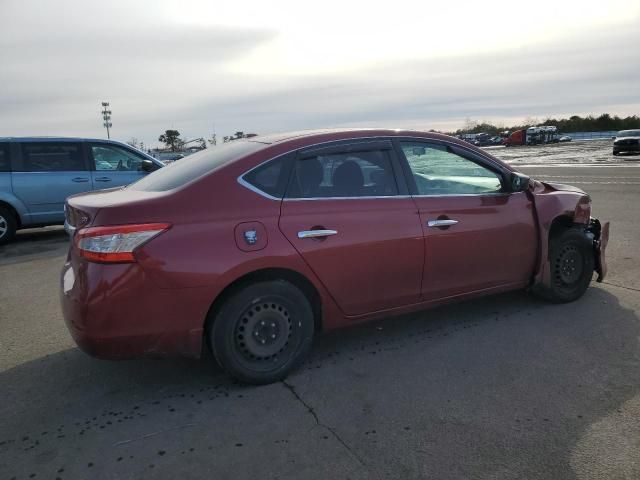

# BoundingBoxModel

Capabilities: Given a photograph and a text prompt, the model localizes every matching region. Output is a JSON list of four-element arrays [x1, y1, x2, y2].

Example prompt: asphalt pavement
[[1, 144, 639, 479]]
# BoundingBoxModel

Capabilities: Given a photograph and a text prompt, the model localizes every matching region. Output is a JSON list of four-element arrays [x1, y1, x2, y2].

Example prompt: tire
[[209, 280, 315, 384], [613, 151, 619, 156], [545, 228, 595, 303], [0, 205, 17, 245]]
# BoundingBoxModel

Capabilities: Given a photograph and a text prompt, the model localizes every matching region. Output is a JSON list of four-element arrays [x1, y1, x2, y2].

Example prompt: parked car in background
[[612, 130, 640, 155], [154, 152, 186, 164], [0, 137, 163, 244], [558, 135, 572, 142], [61, 129, 609, 384]]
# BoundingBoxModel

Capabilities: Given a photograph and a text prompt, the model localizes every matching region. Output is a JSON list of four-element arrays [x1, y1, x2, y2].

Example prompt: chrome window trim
[[237, 135, 509, 201], [237, 174, 281, 200], [284, 195, 413, 201], [411, 192, 510, 198]]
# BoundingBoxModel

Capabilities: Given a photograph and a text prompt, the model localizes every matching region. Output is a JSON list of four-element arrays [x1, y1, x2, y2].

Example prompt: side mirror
[[141, 159, 159, 173], [509, 172, 530, 192]]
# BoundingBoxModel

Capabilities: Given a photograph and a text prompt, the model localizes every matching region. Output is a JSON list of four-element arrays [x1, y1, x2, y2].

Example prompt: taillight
[[74, 223, 171, 263]]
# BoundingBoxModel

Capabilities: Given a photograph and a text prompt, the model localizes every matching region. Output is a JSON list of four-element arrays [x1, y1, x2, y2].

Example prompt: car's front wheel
[[0, 206, 17, 245], [209, 280, 315, 384], [544, 227, 595, 303], [613, 150, 619, 156]]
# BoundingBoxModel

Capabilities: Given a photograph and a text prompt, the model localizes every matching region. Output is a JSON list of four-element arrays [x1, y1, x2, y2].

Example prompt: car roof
[[248, 128, 479, 146]]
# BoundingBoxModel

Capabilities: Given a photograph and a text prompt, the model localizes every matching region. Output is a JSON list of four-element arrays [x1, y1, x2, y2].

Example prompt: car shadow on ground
[[0, 226, 68, 263], [1, 287, 638, 479]]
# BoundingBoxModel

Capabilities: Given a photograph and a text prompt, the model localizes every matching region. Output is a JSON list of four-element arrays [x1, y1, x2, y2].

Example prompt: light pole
[[101, 102, 112, 139]]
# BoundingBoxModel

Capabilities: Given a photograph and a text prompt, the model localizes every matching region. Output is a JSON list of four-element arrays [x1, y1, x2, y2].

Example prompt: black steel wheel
[[546, 228, 594, 303], [209, 280, 314, 384]]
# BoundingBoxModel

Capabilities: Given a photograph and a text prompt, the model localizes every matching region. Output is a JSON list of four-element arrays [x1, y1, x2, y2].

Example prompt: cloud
[[0, 0, 638, 145]]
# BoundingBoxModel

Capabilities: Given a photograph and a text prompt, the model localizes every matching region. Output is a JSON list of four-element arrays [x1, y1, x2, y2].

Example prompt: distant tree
[[223, 131, 258, 142], [126, 137, 140, 149], [463, 117, 478, 131], [449, 113, 640, 135], [158, 130, 182, 151]]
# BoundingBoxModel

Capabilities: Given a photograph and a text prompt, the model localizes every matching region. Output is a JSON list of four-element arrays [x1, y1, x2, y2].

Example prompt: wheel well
[[0, 201, 20, 228], [548, 215, 574, 244], [204, 268, 323, 340]]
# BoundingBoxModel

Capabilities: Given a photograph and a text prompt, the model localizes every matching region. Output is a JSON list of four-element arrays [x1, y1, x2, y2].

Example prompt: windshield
[[130, 141, 266, 192], [618, 130, 640, 137]]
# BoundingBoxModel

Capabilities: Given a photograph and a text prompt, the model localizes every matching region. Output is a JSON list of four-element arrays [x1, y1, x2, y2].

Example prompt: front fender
[[530, 181, 600, 289]]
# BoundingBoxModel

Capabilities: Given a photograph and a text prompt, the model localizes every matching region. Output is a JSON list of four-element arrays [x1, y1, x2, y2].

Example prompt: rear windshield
[[130, 141, 266, 192]]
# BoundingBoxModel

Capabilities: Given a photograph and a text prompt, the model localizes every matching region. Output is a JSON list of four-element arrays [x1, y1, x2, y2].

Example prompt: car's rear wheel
[[0, 206, 17, 245], [209, 280, 315, 384], [545, 228, 595, 303]]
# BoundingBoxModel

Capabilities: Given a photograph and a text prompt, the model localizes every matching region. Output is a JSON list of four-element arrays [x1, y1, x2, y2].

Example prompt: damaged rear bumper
[[586, 218, 609, 282]]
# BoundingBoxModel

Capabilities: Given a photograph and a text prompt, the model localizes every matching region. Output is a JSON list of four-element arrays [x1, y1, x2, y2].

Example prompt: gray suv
[[0, 137, 163, 244]]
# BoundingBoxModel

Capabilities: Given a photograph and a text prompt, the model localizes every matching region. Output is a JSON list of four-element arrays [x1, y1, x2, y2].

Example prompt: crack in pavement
[[602, 281, 640, 293], [281, 379, 375, 475]]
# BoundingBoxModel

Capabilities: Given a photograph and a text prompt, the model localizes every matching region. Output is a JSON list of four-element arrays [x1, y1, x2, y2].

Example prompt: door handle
[[94, 177, 112, 182], [298, 229, 338, 239], [71, 177, 89, 183], [427, 219, 459, 228]]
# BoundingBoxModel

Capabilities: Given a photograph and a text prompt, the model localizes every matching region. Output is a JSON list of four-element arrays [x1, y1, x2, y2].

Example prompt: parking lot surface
[[1, 141, 639, 479]]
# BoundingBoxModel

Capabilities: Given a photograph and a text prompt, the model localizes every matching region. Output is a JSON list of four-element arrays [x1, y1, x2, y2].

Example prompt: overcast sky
[[1, 0, 639, 147]]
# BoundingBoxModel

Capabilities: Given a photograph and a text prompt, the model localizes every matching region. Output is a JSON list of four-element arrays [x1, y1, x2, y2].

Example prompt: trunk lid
[[65, 187, 171, 231]]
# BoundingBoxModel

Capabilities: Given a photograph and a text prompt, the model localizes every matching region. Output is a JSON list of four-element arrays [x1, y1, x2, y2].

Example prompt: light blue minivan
[[0, 137, 163, 244]]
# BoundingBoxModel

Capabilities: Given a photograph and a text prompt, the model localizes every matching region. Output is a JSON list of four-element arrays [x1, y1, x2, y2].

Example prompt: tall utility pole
[[101, 102, 112, 139]]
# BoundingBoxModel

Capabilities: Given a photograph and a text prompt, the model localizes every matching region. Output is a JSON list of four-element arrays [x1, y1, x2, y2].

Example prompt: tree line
[[155, 130, 258, 151], [453, 114, 640, 135]]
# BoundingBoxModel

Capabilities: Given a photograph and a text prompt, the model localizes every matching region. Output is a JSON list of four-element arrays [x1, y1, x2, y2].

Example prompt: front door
[[278, 142, 424, 316], [396, 140, 538, 300]]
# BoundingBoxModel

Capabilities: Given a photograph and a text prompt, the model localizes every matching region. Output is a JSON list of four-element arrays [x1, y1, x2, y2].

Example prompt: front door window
[[91, 145, 145, 171], [399, 142, 502, 195]]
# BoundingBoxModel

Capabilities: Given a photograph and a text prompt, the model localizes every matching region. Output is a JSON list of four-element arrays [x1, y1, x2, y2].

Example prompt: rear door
[[88, 143, 149, 189], [12, 141, 90, 224], [396, 140, 538, 300], [278, 140, 424, 317]]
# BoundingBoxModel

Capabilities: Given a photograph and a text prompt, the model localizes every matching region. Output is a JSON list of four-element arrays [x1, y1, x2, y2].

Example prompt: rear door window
[[285, 149, 399, 198], [20, 143, 85, 171], [0, 144, 10, 172]]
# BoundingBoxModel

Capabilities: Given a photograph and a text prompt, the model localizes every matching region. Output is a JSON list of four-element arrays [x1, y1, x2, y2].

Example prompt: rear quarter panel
[[97, 151, 346, 333]]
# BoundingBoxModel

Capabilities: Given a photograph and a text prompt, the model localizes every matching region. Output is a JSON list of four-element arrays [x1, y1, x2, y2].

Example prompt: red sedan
[[60, 129, 609, 384]]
